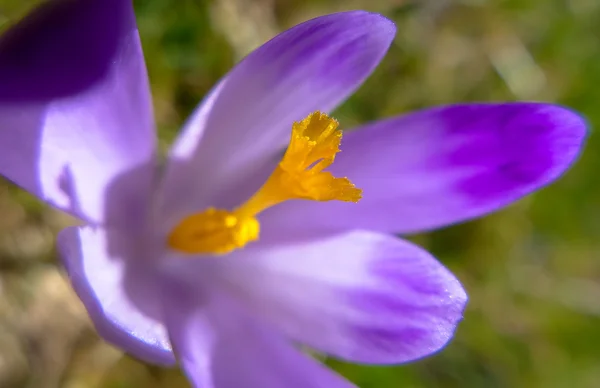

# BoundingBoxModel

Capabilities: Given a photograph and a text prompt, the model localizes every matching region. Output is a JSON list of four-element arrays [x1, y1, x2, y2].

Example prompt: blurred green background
[[1, 0, 599, 387]]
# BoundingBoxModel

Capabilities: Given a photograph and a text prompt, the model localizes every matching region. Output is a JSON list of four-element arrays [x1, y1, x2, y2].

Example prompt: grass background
[[1, 0, 599, 387]]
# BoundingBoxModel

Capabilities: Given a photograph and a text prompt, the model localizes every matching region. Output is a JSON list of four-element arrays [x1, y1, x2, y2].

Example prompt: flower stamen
[[168, 111, 362, 255]]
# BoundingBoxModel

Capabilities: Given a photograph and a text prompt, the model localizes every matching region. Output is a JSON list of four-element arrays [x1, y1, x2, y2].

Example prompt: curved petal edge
[[57, 226, 174, 365], [206, 230, 467, 364]]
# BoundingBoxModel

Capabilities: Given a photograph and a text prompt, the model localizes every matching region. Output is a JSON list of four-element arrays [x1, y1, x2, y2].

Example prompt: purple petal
[[200, 230, 466, 364], [159, 11, 395, 223], [0, 0, 156, 228], [260, 103, 586, 235], [57, 226, 174, 365], [161, 280, 356, 388], [0, 0, 119, 102]]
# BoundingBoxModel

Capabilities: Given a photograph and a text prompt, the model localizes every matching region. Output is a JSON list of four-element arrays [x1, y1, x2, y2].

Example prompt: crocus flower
[[0, 1, 586, 387]]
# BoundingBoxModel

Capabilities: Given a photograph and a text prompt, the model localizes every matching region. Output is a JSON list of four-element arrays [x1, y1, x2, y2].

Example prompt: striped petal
[[159, 11, 395, 225], [260, 103, 586, 235]]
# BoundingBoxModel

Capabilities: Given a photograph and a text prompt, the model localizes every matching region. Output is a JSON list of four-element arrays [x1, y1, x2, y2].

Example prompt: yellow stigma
[[168, 111, 362, 255]]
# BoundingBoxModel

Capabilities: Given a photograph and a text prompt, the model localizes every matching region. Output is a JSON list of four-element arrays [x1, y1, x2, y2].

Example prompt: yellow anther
[[168, 111, 362, 255], [167, 208, 259, 255]]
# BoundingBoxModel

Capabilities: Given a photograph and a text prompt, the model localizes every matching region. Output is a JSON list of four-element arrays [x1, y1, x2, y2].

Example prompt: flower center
[[167, 111, 362, 255]]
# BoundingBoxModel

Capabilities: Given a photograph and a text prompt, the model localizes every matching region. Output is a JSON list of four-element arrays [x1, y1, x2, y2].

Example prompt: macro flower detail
[[0, 1, 586, 388], [169, 111, 361, 255]]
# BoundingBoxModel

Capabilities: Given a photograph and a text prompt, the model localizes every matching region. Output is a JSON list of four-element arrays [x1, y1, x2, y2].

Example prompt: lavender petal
[[206, 230, 467, 364], [0, 0, 156, 228], [161, 279, 356, 388], [261, 103, 586, 236], [159, 11, 395, 224], [57, 226, 174, 365]]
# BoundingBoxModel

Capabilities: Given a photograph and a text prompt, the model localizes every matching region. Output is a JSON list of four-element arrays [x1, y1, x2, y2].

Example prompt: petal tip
[[339, 10, 397, 48], [536, 103, 588, 175], [449, 102, 587, 203], [344, 239, 468, 364], [503, 103, 587, 188], [349, 10, 397, 34]]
